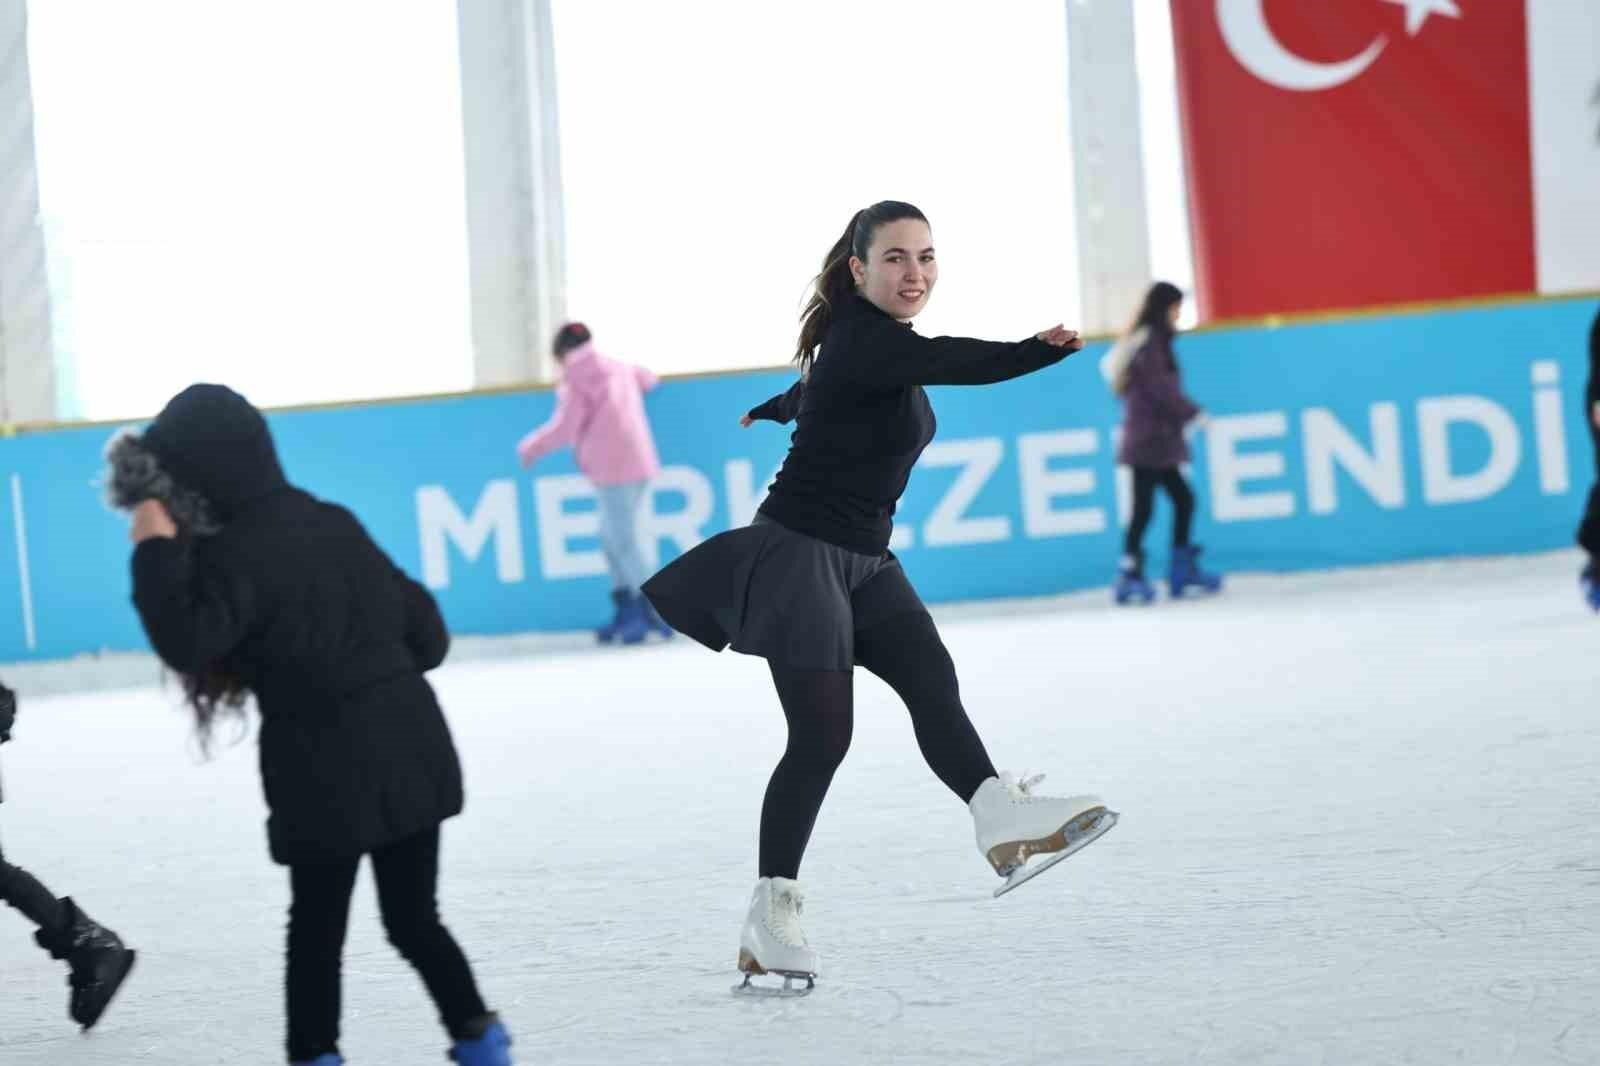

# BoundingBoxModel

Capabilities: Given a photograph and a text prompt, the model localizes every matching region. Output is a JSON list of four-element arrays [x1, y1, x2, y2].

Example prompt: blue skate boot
[[449, 1013, 513, 1066], [290, 1056, 342, 1066], [613, 593, 651, 645], [1113, 554, 1156, 605], [1582, 560, 1600, 612], [1168, 544, 1223, 598], [595, 589, 630, 643]]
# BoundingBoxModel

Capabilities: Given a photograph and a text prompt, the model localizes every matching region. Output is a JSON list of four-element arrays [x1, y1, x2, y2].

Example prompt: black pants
[[286, 827, 487, 1062], [758, 608, 998, 880], [1125, 466, 1195, 557], [0, 833, 67, 936], [1578, 429, 1600, 558]]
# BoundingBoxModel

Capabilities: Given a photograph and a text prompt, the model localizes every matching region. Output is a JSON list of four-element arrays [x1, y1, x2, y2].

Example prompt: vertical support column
[[0, 0, 56, 425], [1065, 0, 1152, 336], [456, 0, 566, 387]]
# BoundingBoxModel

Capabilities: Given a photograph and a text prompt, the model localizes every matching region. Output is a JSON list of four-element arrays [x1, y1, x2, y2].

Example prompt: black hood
[[141, 384, 288, 518]]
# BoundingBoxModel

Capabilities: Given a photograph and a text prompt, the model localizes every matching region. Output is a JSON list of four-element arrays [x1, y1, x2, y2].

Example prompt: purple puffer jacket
[[1116, 330, 1200, 469]]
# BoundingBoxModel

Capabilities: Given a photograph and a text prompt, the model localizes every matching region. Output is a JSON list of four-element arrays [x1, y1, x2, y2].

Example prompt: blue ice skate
[[1582, 563, 1600, 612], [449, 1014, 513, 1066], [290, 1056, 342, 1066], [1113, 554, 1155, 605], [1169, 544, 1222, 598], [595, 590, 630, 643], [612, 594, 651, 645]]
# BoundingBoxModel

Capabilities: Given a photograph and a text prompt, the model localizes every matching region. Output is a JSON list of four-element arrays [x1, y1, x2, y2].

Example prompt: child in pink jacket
[[517, 323, 670, 644]]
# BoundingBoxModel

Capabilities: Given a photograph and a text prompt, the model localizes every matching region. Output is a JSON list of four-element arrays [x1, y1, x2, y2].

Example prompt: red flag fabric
[[1169, 0, 1536, 320]]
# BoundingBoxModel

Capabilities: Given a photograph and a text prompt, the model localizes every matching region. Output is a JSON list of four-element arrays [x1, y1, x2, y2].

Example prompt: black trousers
[[286, 827, 487, 1062], [0, 833, 67, 936], [758, 607, 998, 880], [1578, 428, 1600, 558], [1125, 466, 1195, 556]]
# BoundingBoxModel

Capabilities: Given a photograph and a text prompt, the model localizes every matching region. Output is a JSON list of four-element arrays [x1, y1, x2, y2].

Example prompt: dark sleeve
[[835, 317, 1071, 388], [131, 538, 253, 674], [748, 380, 805, 424], [1587, 307, 1599, 407], [397, 567, 450, 672], [1123, 342, 1200, 424], [0, 680, 14, 742]]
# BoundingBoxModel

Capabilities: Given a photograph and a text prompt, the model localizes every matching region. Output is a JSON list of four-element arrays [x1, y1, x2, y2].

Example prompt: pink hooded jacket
[[515, 342, 662, 485]]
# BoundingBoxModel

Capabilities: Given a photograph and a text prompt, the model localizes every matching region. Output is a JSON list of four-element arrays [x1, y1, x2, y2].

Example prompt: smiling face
[[849, 218, 937, 321]]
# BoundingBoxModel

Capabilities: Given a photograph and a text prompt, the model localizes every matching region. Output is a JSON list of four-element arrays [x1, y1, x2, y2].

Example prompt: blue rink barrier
[[0, 295, 1594, 661]]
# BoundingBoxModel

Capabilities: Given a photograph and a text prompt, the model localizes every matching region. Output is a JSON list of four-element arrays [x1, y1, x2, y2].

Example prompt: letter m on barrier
[[416, 481, 526, 589]]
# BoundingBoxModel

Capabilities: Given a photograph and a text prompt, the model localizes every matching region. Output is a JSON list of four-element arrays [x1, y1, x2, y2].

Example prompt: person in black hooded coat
[[109, 384, 511, 1065]]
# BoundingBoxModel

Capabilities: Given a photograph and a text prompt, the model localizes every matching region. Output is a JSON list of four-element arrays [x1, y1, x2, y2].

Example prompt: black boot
[[35, 897, 136, 1030]]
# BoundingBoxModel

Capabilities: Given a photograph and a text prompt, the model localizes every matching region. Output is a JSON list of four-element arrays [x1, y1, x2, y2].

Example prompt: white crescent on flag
[[1216, 0, 1386, 92]]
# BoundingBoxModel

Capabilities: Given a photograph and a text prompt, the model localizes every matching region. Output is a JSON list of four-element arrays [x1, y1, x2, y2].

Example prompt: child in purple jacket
[[1107, 282, 1222, 603]]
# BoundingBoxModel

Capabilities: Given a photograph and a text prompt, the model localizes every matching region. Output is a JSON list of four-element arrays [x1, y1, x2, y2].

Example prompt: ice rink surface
[[2, 551, 1597, 1065]]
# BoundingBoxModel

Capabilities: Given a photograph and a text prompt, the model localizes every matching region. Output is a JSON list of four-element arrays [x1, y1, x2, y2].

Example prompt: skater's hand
[[130, 499, 178, 544], [0, 683, 15, 743], [1591, 401, 1600, 430], [1034, 325, 1084, 353], [739, 414, 754, 428]]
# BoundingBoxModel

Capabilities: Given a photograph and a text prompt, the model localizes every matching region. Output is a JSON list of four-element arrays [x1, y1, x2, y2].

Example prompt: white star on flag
[[1379, 0, 1463, 37]]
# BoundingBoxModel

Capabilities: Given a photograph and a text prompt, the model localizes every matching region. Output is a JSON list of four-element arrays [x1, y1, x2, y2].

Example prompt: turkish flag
[[1170, 0, 1537, 320]]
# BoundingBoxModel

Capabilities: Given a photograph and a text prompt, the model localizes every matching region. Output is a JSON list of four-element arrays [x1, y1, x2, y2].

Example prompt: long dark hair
[[1132, 281, 1184, 338], [102, 427, 250, 755], [794, 200, 928, 377], [182, 669, 251, 756]]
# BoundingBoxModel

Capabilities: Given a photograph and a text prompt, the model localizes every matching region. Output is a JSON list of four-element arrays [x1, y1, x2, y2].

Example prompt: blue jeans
[[595, 480, 651, 594]]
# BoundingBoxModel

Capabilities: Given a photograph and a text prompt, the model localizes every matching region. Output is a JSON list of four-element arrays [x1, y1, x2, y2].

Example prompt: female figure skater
[[645, 201, 1117, 990], [108, 384, 511, 1065]]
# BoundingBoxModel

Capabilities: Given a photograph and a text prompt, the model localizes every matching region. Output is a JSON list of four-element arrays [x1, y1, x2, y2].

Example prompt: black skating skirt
[[641, 514, 928, 670]]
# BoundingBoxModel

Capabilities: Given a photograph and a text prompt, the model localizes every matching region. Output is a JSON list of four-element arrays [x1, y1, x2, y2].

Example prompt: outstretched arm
[[837, 317, 1082, 389], [744, 380, 805, 426], [516, 385, 587, 467]]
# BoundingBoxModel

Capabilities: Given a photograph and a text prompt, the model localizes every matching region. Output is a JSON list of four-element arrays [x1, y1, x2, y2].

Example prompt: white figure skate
[[734, 877, 817, 996], [970, 773, 1118, 897]]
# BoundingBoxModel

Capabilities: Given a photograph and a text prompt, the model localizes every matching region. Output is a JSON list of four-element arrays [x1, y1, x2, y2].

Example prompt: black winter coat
[[129, 385, 464, 865]]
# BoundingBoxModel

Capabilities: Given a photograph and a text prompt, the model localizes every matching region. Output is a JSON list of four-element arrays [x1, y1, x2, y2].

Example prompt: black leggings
[[0, 835, 67, 935], [1579, 429, 1600, 557], [1125, 466, 1195, 556], [759, 609, 998, 880], [286, 827, 487, 1062]]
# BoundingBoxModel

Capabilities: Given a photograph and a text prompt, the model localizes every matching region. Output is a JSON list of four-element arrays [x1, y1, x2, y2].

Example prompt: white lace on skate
[[765, 883, 808, 948], [1001, 771, 1047, 802]]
